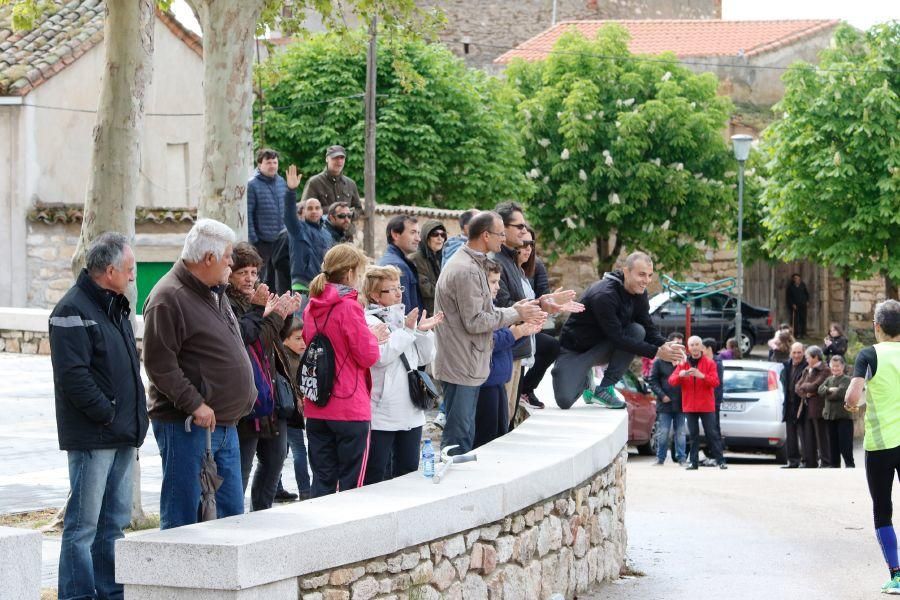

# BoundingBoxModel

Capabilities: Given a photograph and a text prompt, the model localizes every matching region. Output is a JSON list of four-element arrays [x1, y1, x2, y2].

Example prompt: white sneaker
[[434, 412, 446, 429]]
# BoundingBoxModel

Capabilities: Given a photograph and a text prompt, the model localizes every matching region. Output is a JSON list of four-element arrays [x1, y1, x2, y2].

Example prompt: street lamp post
[[731, 134, 753, 357]]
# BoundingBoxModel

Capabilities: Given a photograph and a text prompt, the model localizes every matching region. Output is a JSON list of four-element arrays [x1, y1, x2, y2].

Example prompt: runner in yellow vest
[[846, 299, 900, 595]]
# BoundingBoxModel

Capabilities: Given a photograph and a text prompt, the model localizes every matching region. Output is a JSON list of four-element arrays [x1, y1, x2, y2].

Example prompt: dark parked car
[[649, 291, 775, 355]]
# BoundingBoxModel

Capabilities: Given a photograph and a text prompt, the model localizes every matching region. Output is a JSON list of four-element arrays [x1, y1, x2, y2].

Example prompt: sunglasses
[[521, 241, 535, 248], [508, 223, 528, 231], [429, 231, 447, 239], [333, 213, 352, 220]]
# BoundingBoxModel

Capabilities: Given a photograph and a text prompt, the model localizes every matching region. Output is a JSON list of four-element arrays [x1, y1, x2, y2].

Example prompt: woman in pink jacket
[[669, 336, 727, 470], [303, 244, 386, 496]]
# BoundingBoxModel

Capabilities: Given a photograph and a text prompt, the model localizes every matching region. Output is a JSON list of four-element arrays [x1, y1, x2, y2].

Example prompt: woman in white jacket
[[362, 265, 444, 484]]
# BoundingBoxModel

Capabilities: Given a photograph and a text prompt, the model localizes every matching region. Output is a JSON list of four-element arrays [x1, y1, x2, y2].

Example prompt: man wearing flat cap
[[301, 144, 362, 212]]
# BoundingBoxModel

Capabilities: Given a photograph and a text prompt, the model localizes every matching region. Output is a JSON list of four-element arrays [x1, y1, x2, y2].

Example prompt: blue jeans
[[152, 421, 244, 530], [655, 412, 687, 463], [58, 447, 134, 600], [440, 382, 481, 456], [287, 427, 311, 494]]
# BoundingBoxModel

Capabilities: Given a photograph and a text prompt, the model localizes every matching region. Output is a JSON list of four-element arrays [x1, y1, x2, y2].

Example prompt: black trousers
[[520, 333, 560, 396], [253, 240, 275, 283], [827, 419, 855, 467], [792, 304, 808, 337], [812, 416, 832, 467], [686, 412, 724, 466], [306, 418, 370, 497], [784, 419, 802, 466], [238, 418, 288, 511], [865, 445, 900, 528], [364, 427, 423, 485], [798, 417, 819, 467], [474, 384, 509, 449]]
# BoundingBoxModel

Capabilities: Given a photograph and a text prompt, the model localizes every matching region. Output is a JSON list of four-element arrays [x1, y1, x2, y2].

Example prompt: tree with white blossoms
[[507, 25, 735, 275]]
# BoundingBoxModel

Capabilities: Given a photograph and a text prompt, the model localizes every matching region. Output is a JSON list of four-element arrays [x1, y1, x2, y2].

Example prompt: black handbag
[[274, 373, 297, 419], [399, 351, 440, 410]]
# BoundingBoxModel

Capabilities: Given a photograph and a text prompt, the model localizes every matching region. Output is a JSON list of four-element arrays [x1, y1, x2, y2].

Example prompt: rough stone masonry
[[297, 448, 627, 600]]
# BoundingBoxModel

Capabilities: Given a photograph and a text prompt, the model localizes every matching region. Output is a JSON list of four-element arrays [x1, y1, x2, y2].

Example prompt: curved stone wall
[[116, 405, 628, 599]]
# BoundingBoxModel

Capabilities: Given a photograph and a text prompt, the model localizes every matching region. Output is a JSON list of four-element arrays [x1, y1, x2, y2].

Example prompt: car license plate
[[721, 401, 746, 412]]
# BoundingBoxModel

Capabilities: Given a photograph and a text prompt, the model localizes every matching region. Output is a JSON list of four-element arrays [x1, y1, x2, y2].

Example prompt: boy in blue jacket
[[474, 260, 542, 448]]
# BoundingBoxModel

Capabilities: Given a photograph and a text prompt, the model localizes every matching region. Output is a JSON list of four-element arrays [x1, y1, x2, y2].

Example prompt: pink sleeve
[[342, 301, 380, 369]]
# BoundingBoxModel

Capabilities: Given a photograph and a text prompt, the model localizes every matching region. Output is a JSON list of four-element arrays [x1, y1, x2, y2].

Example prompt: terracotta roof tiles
[[0, 0, 201, 97], [495, 19, 840, 64]]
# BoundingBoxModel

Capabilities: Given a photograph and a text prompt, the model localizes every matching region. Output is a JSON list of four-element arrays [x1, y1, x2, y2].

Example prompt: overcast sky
[[173, 0, 899, 36], [722, 0, 898, 30]]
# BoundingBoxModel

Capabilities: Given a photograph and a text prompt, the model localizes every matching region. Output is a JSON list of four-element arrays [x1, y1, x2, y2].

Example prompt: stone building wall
[[420, 0, 721, 70], [297, 448, 627, 600]]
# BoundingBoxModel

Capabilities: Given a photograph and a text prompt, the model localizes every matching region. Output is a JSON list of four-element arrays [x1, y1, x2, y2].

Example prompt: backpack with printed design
[[297, 304, 337, 408]]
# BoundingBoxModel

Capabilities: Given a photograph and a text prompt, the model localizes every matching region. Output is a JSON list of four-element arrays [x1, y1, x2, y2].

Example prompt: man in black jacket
[[553, 252, 685, 409], [50, 232, 148, 600], [780, 341, 808, 468], [786, 273, 810, 337], [649, 332, 686, 465]]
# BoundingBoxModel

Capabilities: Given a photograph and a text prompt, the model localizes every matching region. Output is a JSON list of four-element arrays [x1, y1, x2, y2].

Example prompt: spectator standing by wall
[[824, 322, 849, 360], [247, 149, 287, 276], [433, 211, 544, 456], [442, 209, 477, 268], [408, 219, 446, 316], [225, 243, 299, 510], [786, 273, 811, 338], [780, 342, 807, 468], [818, 355, 855, 468], [703, 337, 726, 464], [301, 145, 362, 211], [378, 215, 424, 313], [795, 345, 831, 467], [302, 245, 384, 496], [50, 232, 148, 600], [282, 166, 331, 295], [143, 219, 256, 529], [362, 265, 443, 484], [648, 332, 686, 466]]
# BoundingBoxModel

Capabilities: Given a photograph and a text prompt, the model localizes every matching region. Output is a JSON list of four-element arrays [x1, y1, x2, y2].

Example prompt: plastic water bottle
[[422, 439, 435, 478]]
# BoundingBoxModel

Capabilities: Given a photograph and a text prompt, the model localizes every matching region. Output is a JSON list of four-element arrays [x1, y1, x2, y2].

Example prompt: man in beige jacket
[[433, 211, 544, 455]]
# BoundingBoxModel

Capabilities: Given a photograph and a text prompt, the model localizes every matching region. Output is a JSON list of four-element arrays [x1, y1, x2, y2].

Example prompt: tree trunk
[[841, 274, 851, 334], [66, 0, 155, 530], [188, 0, 266, 237], [595, 233, 620, 276], [886, 274, 899, 301]]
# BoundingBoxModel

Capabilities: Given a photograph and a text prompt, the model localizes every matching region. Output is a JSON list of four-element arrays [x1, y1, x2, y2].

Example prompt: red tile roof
[[494, 19, 840, 64], [0, 0, 201, 97]]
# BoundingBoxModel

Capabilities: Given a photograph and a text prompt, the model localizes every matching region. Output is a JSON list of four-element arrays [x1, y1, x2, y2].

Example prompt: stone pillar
[[0, 526, 41, 600]]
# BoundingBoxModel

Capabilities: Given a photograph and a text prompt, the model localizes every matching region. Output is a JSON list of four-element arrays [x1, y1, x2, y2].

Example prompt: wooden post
[[363, 16, 377, 257]]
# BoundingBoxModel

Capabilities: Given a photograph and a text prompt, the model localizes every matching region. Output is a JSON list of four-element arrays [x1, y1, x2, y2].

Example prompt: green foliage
[[506, 25, 734, 275], [761, 23, 900, 290], [256, 29, 532, 209]]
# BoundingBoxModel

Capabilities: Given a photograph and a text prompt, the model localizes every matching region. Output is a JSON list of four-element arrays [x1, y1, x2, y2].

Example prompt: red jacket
[[302, 284, 379, 421], [668, 356, 720, 413]]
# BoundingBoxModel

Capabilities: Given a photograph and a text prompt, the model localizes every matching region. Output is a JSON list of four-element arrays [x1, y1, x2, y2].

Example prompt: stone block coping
[[0, 307, 145, 337], [116, 405, 627, 592], [0, 526, 41, 600]]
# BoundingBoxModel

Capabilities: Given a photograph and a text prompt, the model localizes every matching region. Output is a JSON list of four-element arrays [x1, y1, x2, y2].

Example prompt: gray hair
[[875, 300, 900, 337], [805, 345, 824, 361], [625, 251, 653, 269], [181, 219, 236, 263], [86, 232, 129, 275]]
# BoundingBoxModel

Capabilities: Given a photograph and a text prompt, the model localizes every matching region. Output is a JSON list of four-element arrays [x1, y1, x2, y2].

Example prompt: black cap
[[326, 145, 346, 158]]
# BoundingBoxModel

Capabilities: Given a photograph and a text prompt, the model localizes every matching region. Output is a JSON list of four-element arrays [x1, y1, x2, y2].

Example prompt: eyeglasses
[[380, 286, 405, 295], [429, 231, 447, 239], [334, 213, 352, 220], [508, 223, 528, 231], [486, 230, 507, 238]]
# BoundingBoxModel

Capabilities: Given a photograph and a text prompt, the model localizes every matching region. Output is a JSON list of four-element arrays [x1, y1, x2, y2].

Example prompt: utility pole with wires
[[363, 16, 377, 257]]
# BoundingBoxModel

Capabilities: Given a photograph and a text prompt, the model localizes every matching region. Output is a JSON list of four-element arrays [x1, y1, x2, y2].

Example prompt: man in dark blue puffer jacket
[[247, 148, 288, 276]]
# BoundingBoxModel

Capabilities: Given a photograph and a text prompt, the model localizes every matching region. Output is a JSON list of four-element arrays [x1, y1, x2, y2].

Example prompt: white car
[[717, 359, 787, 462]]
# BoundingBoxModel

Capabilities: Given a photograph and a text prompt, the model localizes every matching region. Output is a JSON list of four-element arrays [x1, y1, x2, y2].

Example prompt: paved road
[[588, 451, 885, 600]]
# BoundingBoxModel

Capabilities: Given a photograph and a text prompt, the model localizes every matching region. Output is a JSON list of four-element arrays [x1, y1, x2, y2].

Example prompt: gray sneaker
[[583, 386, 626, 409]]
